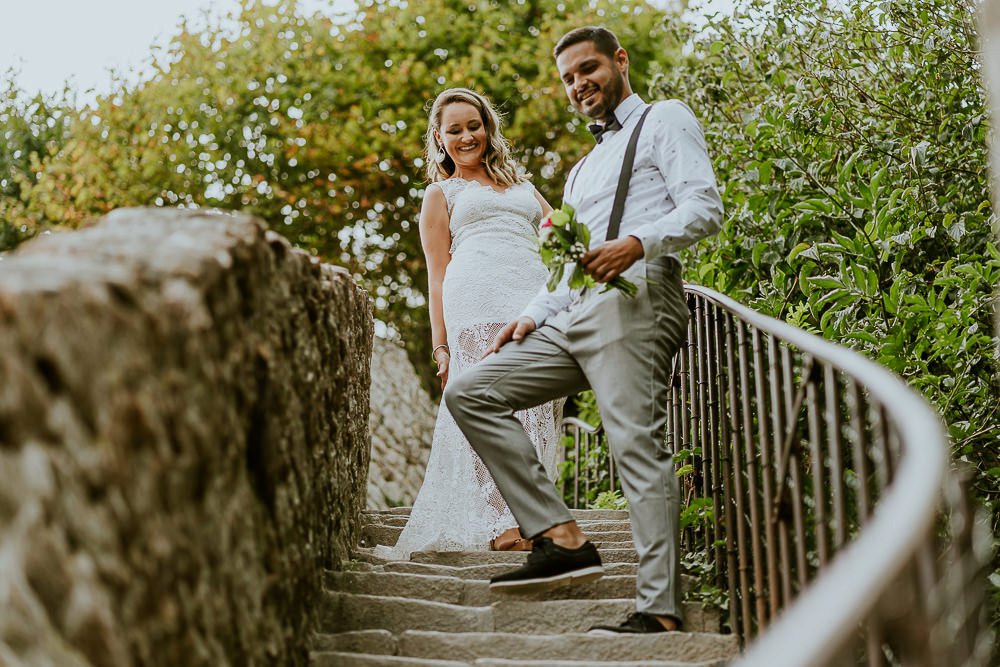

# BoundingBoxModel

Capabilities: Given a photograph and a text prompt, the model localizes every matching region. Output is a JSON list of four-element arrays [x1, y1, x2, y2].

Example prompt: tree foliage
[[660, 0, 998, 482], [0, 79, 75, 248], [0, 0, 676, 385], [655, 0, 999, 620]]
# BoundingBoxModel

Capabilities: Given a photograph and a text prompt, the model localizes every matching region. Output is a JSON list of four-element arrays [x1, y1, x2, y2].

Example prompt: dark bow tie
[[588, 117, 623, 143]]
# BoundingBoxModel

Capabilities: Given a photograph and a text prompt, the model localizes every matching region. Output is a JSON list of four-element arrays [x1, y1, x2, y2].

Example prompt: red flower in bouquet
[[539, 203, 637, 297]]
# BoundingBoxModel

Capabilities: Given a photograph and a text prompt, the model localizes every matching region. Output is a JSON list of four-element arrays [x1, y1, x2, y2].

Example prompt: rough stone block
[[0, 209, 373, 666]]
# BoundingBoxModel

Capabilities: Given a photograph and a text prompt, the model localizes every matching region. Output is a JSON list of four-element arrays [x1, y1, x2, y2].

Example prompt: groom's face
[[556, 41, 628, 122]]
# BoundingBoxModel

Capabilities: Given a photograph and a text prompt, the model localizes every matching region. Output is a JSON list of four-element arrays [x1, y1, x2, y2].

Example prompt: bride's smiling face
[[437, 102, 488, 168]]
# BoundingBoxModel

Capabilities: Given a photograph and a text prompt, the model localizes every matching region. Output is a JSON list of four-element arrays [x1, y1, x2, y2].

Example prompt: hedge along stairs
[[312, 508, 740, 666]]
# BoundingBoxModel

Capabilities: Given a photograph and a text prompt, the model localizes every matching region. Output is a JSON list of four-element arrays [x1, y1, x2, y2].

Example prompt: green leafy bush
[[655, 0, 999, 625], [587, 489, 629, 510], [658, 0, 998, 457]]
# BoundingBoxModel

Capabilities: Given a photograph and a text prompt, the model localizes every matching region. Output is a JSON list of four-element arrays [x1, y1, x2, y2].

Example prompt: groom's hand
[[580, 235, 645, 283], [487, 316, 537, 356]]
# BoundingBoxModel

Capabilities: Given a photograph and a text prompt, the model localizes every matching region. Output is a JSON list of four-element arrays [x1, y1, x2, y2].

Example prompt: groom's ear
[[614, 47, 629, 73]]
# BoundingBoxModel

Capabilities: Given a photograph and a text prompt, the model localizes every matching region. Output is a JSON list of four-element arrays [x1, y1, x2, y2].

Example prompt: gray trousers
[[443, 255, 690, 621]]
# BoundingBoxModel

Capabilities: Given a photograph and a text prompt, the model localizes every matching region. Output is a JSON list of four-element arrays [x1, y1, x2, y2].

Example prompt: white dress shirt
[[521, 94, 723, 327]]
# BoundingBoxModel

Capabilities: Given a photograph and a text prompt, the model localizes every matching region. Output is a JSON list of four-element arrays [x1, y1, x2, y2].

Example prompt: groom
[[443, 26, 722, 633]]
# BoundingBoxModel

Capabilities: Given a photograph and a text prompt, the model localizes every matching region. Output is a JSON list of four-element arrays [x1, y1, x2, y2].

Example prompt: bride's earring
[[435, 147, 447, 164]]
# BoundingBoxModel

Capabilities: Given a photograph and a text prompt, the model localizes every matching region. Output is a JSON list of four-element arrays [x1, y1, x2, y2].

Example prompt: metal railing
[[561, 284, 993, 666], [559, 417, 615, 508]]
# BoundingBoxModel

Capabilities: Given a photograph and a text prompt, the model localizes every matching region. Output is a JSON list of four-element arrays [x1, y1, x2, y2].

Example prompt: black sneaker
[[588, 612, 680, 635], [489, 537, 604, 593]]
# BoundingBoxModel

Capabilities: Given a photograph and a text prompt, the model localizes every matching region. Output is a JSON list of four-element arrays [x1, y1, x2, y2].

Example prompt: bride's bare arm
[[419, 184, 452, 388], [533, 187, 554, 217]]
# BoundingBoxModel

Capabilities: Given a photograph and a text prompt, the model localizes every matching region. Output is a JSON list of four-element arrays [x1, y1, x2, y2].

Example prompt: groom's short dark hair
[[554, 26, 622, 60]]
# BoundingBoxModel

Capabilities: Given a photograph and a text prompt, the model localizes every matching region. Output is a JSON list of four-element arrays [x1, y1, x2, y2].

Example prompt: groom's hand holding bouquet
[[538, 204, 638, 297], [489, 203, 645, 356]]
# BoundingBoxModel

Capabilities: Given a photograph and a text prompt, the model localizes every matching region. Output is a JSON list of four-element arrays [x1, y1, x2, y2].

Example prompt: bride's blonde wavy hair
[[424, 88, 526, 186]]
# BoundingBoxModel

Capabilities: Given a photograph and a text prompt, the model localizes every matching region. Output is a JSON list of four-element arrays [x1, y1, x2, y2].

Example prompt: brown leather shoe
[[490, 527, 533, 551]]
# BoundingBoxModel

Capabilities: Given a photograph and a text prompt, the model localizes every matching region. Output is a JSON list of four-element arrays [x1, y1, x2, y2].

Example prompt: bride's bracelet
[[431, 343, 450, 362]]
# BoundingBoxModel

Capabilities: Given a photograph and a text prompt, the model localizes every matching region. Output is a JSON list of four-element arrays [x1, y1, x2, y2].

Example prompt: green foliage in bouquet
[[539, 202, 639, 296]]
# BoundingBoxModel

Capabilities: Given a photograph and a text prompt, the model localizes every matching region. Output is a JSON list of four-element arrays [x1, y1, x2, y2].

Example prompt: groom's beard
[[579, 72, 626, 123]]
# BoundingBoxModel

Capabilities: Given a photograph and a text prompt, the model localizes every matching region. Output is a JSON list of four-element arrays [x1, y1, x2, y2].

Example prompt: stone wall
[[0, 209, 373, 667], [367, 337, 435, 509]]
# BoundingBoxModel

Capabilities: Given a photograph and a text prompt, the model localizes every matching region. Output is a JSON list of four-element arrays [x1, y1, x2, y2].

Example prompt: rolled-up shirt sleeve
[[630, 101, 723, 259], [520, 269, 574, 327], [519, 166, 581, 326]]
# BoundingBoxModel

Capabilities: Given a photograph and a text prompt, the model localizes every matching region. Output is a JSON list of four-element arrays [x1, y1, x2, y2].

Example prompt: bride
[[377, 88, 564, 559]]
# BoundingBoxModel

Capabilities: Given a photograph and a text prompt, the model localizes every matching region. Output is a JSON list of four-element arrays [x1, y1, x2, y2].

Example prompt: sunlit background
[[1, 0, 358, 101], [1, 0, 718, 102]]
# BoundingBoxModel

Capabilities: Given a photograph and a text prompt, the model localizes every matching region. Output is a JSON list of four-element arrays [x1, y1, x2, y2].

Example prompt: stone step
[[327, 571, 696, 605], [360, 523, 402, 547], [360, 523, 636, 550], [475, 660, 725, 667], [363, 518, 633, 534], [322, 592, 719, 635], [363, 508, 631, 521], [310, 652, 465, 666], [398, 630, 740, 663], [314, 631, 733, 665], [406, 548, 639, 567], [312, 652, 725, 667], [314, 629, 395, 655], [322, 592, 493, 634], [375, 560, 640, 580]]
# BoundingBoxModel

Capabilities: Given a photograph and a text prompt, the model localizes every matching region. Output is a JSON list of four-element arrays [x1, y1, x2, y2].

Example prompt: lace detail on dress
[[375, 176, 563, 560], [454, 321, 563, 533], [432, 178, 472, 217]]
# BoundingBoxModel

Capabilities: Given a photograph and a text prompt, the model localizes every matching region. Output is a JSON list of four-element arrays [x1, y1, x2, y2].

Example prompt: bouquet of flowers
[[538, 203, 638, 297]]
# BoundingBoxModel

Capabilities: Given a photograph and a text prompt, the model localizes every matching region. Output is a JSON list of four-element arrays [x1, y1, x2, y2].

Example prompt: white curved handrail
[[681, 285, 948, 666]]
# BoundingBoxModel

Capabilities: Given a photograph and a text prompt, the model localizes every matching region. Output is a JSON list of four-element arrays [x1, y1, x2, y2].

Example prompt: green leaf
[[793, 198, 833, 214], [806, 276, 845, 290], [788, 242, 812, 261], [546, 263, 565, 292]]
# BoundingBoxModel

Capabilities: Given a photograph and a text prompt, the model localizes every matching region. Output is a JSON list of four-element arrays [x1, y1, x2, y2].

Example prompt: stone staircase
[[312, 508, 740, 666]]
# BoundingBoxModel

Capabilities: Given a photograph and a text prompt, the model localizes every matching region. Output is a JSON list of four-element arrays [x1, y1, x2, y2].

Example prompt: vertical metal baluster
[[876, 404, 895, 487], [753, 328, 780, 619], [584, 428, 591, 507], [609, 446, 616, 495], [866, 616, 886, 667], [688, 297, 703, 489], [706, 305, 725, 594], [767, 336, 792, 607], [574, 425, 581, 508], [669, 345, 684, 546], [848, 379, 872, 523], [557, 426, 566, 500], [727, 314, 752, 640], [679, 303, 693, 461], [781, 345, 808, 595], [806, 360, 829, 570], [670, 360, 682, 457], [694, 297, 715, 578], [738, 321, 766, 634], [683, 302, 698, 547], [666, 345, 679, 462], [825, 365, 848, 547]]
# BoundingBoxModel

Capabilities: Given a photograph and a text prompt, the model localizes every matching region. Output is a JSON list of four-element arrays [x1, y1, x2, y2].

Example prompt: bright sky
[[0, 0, 724, 103], [0, 0, 356, 101]]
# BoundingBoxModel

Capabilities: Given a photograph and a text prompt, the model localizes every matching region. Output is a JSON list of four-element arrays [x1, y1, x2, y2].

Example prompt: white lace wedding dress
[[376, 177, 564, 559]]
